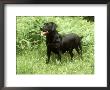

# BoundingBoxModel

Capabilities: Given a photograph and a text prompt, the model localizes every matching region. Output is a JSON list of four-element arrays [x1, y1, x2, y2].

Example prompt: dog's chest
[[46, 33, 62, 54], [47, 43, 61, 54]]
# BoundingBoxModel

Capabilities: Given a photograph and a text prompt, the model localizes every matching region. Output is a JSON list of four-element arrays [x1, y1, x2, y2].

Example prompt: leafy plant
[[16, 16, 94, 74]]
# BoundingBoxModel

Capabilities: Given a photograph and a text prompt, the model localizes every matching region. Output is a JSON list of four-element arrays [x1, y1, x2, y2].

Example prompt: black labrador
[[41, 22, 83, 64]]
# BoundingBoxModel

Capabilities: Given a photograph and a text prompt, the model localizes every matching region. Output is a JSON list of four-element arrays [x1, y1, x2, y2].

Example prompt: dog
[[41, 22, 83, 64]]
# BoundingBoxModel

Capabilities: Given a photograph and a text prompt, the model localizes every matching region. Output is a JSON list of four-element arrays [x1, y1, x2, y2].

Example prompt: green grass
[[16, 16, 94, 74]]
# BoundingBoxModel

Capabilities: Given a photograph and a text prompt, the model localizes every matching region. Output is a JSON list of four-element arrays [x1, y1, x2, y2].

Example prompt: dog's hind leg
[[79, 43, 82, 56], [69, 50, 74, 60], [75, 47, 80, 55], [78, 43, 83, 59], [76, 46, 82, 59]]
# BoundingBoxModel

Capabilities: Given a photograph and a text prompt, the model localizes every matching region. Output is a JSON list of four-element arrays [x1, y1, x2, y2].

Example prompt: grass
[[16, 16, 94, 74]]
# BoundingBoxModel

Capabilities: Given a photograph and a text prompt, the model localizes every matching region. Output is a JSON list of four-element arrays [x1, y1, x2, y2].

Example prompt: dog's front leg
[[58, 50, 61, 62], [46, 48, 51, 64]]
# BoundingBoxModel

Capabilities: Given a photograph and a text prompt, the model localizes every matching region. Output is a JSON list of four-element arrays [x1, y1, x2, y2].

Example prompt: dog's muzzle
[[41, 31, 49, 36]]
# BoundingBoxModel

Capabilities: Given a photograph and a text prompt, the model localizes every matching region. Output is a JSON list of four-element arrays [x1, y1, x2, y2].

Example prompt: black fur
[[41, 22, 82, 64]]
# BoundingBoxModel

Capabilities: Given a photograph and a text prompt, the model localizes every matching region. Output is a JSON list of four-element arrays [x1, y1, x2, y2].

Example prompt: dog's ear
[[51, 22, 57, 31]]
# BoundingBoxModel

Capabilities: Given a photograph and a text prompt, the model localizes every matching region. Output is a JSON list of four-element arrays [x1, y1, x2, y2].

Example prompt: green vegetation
[[16, 16, 94, 74]]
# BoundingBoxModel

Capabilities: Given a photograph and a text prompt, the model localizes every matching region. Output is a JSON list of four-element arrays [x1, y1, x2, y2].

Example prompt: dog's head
[[41, 22, 57, 35]]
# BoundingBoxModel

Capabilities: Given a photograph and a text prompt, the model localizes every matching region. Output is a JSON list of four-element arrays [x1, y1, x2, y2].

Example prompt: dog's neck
[[46, 30, 59, 44], [47, 30, 58, 36]]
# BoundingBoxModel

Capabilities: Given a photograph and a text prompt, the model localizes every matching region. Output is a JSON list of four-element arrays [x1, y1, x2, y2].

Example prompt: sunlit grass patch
[[16, 16, 94, 74]]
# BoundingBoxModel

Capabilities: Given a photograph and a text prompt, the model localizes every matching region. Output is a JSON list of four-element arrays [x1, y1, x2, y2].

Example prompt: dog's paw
[[56, 60, 61, 64], [46, 60, 49, 64]]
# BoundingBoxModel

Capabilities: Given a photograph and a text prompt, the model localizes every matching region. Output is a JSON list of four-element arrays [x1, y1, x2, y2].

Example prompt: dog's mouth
[[41, 31, 49, 36]]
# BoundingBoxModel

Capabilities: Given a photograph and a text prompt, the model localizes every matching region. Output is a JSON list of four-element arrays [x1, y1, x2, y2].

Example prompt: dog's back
[[61, 33, 82, 54]]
